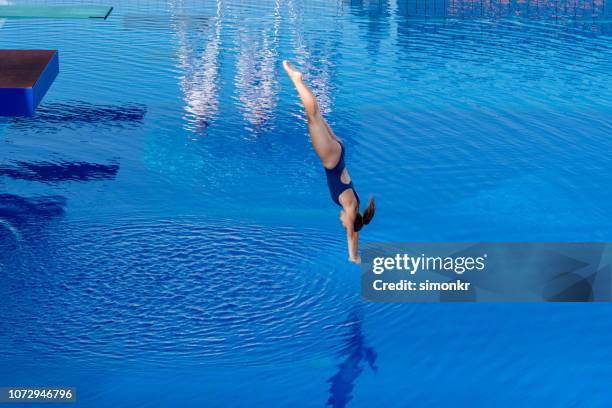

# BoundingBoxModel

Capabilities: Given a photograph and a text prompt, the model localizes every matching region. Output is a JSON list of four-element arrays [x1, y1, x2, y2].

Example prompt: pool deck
[[0, 50, 59, 116]]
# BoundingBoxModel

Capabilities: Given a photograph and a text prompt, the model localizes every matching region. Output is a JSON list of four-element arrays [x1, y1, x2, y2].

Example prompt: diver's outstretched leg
[[283, 60, 341, 169]]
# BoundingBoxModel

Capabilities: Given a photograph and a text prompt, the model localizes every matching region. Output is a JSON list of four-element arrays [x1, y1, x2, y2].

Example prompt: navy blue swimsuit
[[325, 141, 360, 207]]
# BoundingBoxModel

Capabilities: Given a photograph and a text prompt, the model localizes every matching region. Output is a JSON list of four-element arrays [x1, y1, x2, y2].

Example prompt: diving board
[[0, 50, 59, 117], [0, 5, 113, 19]]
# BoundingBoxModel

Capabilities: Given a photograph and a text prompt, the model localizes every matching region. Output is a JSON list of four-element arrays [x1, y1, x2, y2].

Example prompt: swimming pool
[[1, 0, 611, 406]]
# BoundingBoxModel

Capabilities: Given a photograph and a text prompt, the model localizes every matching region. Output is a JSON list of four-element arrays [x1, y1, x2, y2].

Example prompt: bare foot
[[282, 60, 302, 83], [283, 59, 319, 117]]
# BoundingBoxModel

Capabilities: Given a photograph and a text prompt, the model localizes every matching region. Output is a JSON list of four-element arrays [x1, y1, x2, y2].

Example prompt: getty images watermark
[[360, 243, 612, 302], [371, 252, 486, 292]]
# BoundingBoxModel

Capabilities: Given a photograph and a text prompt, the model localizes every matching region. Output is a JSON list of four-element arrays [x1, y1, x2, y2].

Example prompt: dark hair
[[354, 196, 375, 232]]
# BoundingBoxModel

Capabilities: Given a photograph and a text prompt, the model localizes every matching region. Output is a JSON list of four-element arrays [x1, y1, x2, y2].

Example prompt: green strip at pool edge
[[0, 5, 113, 20]]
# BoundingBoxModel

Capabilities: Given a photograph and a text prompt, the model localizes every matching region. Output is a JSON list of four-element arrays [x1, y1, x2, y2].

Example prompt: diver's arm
[[347, 228, 360, 264], [344, 204, 360, 263]]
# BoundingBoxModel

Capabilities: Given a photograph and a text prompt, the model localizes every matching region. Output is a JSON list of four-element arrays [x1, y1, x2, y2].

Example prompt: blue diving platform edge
[[0, 50, 59, 117]]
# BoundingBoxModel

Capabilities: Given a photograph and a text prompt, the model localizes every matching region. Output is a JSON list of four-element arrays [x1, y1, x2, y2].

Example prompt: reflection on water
[[0, 159, 119, 252], [345, 0, 391, 56], [234, 0, 282, 133], [287, 0, 339, 115], [398, 0, 608, 19], [173, 0, 223, 135], [173, 0, 340, 134], [0, 0, 7, 29], [10, 102, 146, 132], [168, 0, 610, 135], [0, 160, 119, 183], [0, 194, 66, 227], [327, 307, 378, 408], [0, 194, 66, 259], [124, 14, 211, 31]]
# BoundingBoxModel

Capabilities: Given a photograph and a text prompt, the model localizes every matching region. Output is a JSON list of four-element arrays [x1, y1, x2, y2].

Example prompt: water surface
[[1, 0, 611, 406]]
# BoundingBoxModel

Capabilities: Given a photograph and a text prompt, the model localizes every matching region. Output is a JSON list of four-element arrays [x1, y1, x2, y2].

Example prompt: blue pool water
[[1, 0, 612, 406]]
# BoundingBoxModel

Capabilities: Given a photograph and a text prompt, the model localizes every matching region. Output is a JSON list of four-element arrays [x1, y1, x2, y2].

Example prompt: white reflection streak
[[0, 219, 22, 247], [0, 0, 9, 28], [172, 0, 223, 134], [286, 0, 333, 114], [234, 0, 282, 132]]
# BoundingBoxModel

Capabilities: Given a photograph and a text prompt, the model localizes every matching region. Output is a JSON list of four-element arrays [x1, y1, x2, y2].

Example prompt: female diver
[[283, 60, 375, 264]]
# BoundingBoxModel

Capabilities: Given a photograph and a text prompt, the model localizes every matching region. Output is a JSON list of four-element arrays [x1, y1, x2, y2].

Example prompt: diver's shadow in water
[[0, 159, 119, 245], [0, 193, 66, 252], [0, 194, 66, 227], [0, 194, 67, 268], [326, 308, 378, 408]]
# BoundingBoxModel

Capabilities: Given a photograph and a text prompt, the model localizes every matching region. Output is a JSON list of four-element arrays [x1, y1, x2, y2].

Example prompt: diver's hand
[[349, 255, 361, 264]]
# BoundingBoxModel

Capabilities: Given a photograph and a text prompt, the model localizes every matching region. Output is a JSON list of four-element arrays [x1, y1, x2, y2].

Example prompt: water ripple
[[0, 217, 355, 369]]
